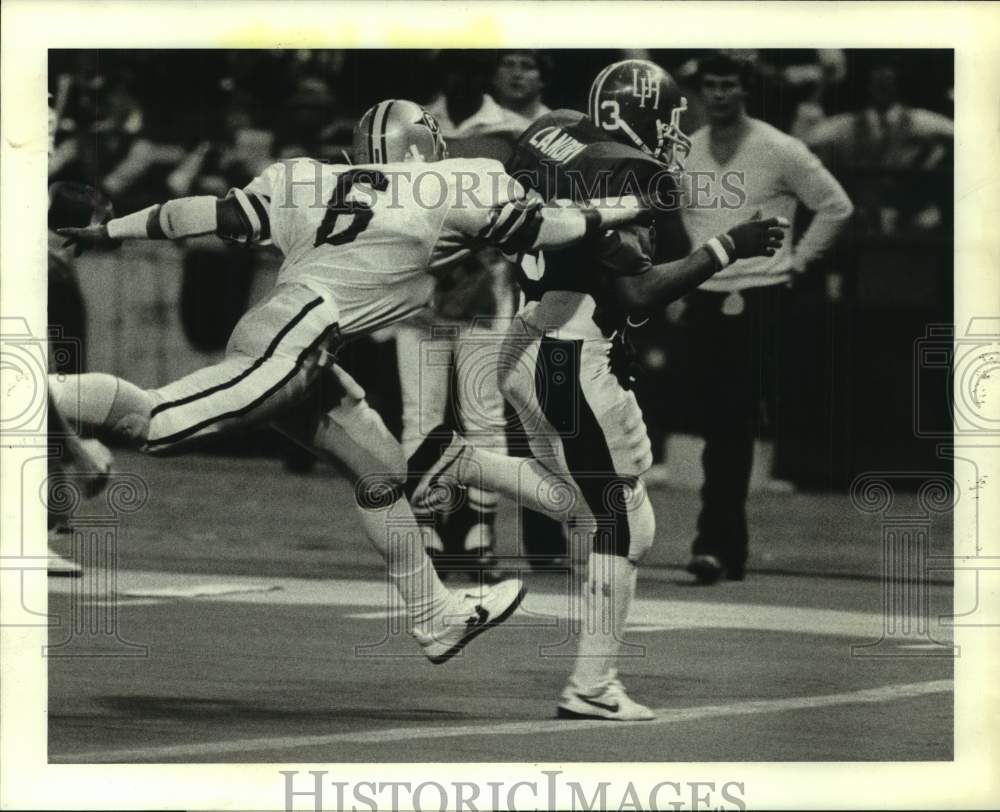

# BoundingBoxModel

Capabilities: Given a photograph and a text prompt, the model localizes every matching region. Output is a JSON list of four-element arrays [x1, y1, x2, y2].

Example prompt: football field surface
[[48, 451, 954, 763]]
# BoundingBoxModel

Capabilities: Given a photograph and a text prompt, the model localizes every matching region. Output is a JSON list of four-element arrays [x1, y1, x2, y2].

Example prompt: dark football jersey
[[505, 109, 689, 335]]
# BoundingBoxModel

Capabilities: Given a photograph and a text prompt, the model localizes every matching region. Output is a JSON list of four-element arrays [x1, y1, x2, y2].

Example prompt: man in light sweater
[[677, 52, 853, 584]]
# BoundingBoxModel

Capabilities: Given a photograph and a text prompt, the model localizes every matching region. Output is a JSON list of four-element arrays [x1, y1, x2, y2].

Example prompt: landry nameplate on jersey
[[527, 126, 587, 164]]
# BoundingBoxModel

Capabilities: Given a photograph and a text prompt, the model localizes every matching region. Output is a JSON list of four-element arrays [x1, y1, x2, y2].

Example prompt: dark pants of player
[[499, 320, 654, 564], [535, 338, 636, 558], [671, 286, 784, 576]]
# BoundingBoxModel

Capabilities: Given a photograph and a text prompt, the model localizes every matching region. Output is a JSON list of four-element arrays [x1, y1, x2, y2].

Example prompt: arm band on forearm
[[106, 205, 160, 240], [157, 196, 218, 239], [581, 207, 603, 239], [106, 196, 219, 241], [704, 234, 735, 271], [483, 198, 545, 253]]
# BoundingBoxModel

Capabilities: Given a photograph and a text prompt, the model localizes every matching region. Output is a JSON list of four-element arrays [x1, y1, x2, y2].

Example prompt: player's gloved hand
[[720, 210, 790, 260], [50, 181, 121, 257], [57, 223, 122, 257]]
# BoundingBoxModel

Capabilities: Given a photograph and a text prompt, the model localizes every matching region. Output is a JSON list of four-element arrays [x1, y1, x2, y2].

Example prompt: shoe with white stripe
[[412, 579, 526, 664], [557, 678, 656, 721]]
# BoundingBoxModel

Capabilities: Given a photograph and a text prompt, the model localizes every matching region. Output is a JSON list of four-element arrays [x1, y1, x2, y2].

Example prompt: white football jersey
[[233, 157, 524, 336]]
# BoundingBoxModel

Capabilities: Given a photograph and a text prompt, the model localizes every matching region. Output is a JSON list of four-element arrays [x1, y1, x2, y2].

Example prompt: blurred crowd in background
[[47, 48, 955, 488], [48, 48, 953, 231]]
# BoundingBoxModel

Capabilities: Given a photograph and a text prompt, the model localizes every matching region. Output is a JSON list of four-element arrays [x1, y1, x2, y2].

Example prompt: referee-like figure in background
[[677, 52, 853, 584]]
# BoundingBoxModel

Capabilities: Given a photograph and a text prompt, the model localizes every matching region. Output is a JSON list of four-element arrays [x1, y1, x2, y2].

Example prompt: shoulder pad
[[543, 109, 588, 127]]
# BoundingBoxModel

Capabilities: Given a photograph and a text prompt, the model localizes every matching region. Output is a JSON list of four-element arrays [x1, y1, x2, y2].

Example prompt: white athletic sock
[[49, 372, 154, 444], [422, 522, 445, 554], [49, 373, 118, 429], [356, 496, 450, 630], [463, 485, 497, 552], [391, 554, 451, 631], [460, 447, 576, 521], [569, 552, 637, 693]]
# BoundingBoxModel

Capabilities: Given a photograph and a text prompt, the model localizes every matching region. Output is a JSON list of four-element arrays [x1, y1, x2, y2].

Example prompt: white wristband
[[106, 205, 158, 240], [705, 236, 732, 270]]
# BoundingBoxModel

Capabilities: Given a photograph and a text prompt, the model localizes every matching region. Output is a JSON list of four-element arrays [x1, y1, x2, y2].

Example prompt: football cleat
[[412, 578, 526, 664], [557, 678, 656, 721], [405, 425, 468, 512]]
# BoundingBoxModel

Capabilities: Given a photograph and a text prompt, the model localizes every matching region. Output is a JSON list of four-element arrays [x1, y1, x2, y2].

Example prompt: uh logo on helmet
[[352, 99, 449, 164], [588, 59, 692, 176]]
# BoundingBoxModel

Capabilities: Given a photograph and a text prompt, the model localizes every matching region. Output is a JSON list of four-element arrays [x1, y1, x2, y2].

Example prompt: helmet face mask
[[654, 96, 692, 177], [589, 59, 691, 177], [352, 99, 449, 164]]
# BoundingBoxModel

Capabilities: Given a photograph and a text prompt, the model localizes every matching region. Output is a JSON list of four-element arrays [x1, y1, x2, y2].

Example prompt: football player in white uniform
[[52, 99, 651, 667]]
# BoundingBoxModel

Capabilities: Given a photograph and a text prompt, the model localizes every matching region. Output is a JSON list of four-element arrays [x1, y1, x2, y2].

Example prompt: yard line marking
[[58, 679, 951, 763], [347, 598, 926, 642], [121, 584, 284, 599], [49, 570, 953, 643]]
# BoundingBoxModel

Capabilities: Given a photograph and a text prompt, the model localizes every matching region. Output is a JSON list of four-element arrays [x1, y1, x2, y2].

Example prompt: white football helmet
[[352, 99, 448, 164]]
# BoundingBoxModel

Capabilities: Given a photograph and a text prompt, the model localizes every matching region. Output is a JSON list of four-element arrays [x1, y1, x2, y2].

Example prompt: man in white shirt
[[424, 51, 530, 139], [491, 50, 552, 124], [677, 53, 853, 584]]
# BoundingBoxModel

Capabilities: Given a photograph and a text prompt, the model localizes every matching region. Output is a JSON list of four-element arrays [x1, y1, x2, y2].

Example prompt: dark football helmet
[[353, 99, 448, 164], [588, 59, 691, 175]]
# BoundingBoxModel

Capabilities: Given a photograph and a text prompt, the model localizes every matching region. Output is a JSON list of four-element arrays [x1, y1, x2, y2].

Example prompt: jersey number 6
[[314, 169, 389, 248]]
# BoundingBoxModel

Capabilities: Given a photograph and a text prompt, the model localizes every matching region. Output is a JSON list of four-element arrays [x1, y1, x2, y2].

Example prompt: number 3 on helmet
[[352, 99, 449, 164], [588, 59, 692, 176]]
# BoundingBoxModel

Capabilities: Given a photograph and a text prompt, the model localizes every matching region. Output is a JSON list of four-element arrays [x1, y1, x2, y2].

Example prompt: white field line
[[57, 679, 952, 762]]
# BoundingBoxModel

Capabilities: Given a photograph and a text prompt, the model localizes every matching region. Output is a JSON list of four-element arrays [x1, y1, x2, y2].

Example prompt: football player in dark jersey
[[501, 59, 792, 720], [408, 59, 788, 720]]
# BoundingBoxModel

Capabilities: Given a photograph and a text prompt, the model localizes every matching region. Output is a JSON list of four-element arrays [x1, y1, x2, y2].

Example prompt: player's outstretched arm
[[615, 212, 790, 312], [531, 196, 650, 251], [57, 193, 265, 253], [475, 194, 650, 255]]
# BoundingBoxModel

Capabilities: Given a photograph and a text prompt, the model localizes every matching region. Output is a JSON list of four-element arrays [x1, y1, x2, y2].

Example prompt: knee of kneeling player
[[626, 484, 655, 564]]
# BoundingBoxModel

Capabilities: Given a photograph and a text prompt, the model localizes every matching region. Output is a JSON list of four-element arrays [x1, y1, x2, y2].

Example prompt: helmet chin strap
[[615, 116, 651, 155]]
